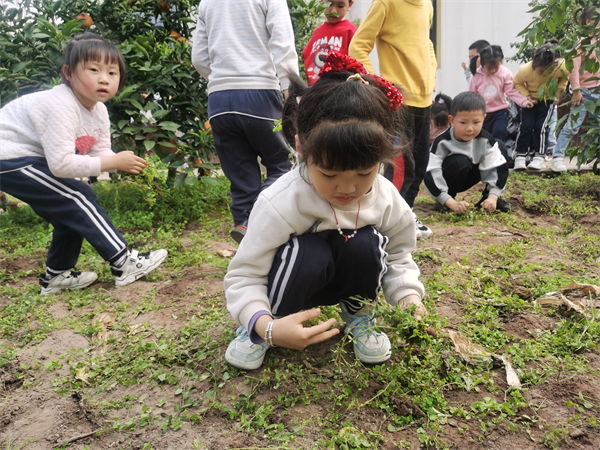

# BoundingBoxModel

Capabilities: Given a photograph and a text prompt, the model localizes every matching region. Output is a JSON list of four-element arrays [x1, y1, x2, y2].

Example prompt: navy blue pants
[[515, 100, 555, 157], [208, 90, 292, 225], [0, 157, 127, 272], [384, 105, 431, 208], [483, 109, 509, 143], [267, 226, 389, 317]]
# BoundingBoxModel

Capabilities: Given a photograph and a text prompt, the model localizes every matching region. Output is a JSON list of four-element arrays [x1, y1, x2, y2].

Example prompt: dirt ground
[[1, 180, 599, 450]]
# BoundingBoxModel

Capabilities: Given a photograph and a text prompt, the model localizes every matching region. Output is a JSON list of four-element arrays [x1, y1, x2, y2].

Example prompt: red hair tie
[[320, 51, 403, 111]]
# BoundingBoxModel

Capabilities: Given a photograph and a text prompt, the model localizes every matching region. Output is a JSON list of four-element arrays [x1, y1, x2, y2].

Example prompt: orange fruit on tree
[[204, 120, 212, 135], [77, 13, 93, 28], [177, 37, 188, 44], [158, 0, 171, 11], [169, 30, 182, 40]]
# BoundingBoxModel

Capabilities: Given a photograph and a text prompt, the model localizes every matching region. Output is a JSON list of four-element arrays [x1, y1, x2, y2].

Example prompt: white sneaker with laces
[[225, 327, 269, 370], [113, 249, 168, 286], [551, 157, 567, 173], [40, 270, 98, 295], [513, 157, 527, 171], [413, 212, 432, 240], [528, 156, 545, 170], [339, 303, 391, 364]]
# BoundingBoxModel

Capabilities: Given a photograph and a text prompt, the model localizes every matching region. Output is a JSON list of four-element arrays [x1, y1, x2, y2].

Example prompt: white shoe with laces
[[528, 156, 545, 170], [113, 249, 168, 286], [39, 270, 98, 295], [339, 303, 391, 364], [413, 212, 432, 240]]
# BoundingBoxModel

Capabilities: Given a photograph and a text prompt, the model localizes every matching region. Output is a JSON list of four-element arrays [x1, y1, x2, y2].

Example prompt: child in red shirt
[[302, 1, 356, 86]]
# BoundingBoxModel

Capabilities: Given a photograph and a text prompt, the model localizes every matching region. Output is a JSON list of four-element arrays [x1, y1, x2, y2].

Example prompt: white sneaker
[[113, 249, 168, 286], [339, 303, 391, 364], [551, 157, 567, 173], [413, 212, 432, 240], [225, 327, 268, 370], [39, 270, 98, 295], [514, 157, 527, 171], [528, 156, 545, 170]]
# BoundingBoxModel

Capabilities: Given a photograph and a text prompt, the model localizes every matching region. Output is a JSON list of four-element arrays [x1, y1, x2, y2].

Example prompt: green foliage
[[512, 0, 600, 172]]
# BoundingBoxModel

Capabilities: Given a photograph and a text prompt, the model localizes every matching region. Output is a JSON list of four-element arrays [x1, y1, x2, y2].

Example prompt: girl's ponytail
[[282, 73, 309, 150], [431, 93, 452, 127], [573, 5, 596, 27], [532, 41, 560, 69]]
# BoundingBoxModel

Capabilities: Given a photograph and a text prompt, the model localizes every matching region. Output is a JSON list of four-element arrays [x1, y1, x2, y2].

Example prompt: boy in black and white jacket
[[424, 91, 510, 214]]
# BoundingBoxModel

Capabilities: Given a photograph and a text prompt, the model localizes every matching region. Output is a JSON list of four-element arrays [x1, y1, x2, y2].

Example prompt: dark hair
[[574, 5, 597, 26], [282, 72, 409, 171], [62, 33, 127, 92], [532, 42, 560, 69], [468, 39, 490, 52], [450, 91, 486, 116], [479, 45, 504, 70], [431, 93, 452, 127]]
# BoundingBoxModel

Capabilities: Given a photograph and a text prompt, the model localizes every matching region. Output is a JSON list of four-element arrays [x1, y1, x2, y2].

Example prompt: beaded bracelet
[[265, 319, 276, 347]]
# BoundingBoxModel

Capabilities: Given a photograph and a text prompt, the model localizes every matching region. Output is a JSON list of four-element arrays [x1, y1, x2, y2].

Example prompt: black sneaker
[[230, 221, 247, 244], [475, 191, 511, 213], [434, 202, 451, 213]]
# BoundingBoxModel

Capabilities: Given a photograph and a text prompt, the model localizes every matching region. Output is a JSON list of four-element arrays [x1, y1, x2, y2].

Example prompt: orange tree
[[512, 0, 600, 173]]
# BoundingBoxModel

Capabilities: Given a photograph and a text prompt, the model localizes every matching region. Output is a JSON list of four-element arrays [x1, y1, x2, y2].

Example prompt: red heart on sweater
[[75, 135, 96, 155]]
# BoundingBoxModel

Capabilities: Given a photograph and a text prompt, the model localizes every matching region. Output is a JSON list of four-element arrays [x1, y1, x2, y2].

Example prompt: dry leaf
[[216, 249, 236, 258], [535, 293, 590, 318], [561, 282, 600, 296], [444, 329, 522, 388], [75, 367, 89, 385], [93, 310, 117, 342]]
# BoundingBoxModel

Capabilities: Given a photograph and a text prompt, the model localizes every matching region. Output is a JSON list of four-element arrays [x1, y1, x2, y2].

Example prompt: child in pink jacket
[[469, 45, 533, 143]]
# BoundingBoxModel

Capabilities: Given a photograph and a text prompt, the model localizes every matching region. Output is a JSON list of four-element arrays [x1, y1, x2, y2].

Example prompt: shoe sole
[[40, 275, 98, 295], [225, 345, 265, 370], [115, 250, 168, 287], [551, 168, 566, 173]]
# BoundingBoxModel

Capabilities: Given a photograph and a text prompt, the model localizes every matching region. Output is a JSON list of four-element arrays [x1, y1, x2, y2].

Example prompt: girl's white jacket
[[224, 167, 425, 331]]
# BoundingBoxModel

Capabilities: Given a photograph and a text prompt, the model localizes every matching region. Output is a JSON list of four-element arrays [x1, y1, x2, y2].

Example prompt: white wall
[[347, 0, 536, 99]]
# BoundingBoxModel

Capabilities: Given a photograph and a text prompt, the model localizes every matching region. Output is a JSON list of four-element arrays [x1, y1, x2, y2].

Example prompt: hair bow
[[320, 51, 403, 111]]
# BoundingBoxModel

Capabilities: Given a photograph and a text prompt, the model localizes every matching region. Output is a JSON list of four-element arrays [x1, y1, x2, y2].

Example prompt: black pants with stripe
[[515, 100, 555, 157], [0, 157, 127, 272], [267, 226, 389, 317]]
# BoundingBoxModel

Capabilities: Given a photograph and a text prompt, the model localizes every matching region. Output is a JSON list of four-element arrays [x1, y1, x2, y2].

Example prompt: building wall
[[346, 0, 535, 99]]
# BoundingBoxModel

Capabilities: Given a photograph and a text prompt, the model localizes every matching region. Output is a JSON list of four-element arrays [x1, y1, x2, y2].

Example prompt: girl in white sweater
[[0, 33, 167, 294], [223, 52, 425, 370]]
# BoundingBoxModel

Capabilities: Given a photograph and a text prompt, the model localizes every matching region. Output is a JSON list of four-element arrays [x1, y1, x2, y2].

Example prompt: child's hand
[[571, 90, 584, 106], [256, 309, 339, 350], [524, 100, 535, 108], [101, 151, 148, 174], [398, 294, 427, 321], [446, 198, 470, 214], [526, 96, 538, 105], [461, 62, 468, 70], [481, 193, 498, 213]]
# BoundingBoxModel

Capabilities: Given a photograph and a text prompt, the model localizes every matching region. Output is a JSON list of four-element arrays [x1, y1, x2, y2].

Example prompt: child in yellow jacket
[[348, 0, 437, 240], [513, 42, 567, 171]]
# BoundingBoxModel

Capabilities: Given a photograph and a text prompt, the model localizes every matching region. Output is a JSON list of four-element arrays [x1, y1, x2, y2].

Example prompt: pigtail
[[479, 45, 504, 71], [532, 42, 560, 69], [431, 93, 452, 127], [573, 5, 596, 27], [282, 72, 309, 150], [469, 54, 479, 75]]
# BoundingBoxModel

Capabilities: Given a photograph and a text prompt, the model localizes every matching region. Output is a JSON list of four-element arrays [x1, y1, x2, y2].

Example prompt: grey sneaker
[[39, 270, 98, 295], [413, 212, 432, 240], [113, 249, 168, 286], [225, 327, 268, 370], [339, 303, 391, 364]]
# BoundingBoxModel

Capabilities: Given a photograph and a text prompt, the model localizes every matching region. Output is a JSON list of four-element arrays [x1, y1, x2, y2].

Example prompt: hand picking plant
[[513, 0, 600, 173]]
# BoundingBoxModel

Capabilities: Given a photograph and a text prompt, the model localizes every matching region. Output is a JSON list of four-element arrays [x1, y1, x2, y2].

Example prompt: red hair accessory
[[320, 51, 403, 111]]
